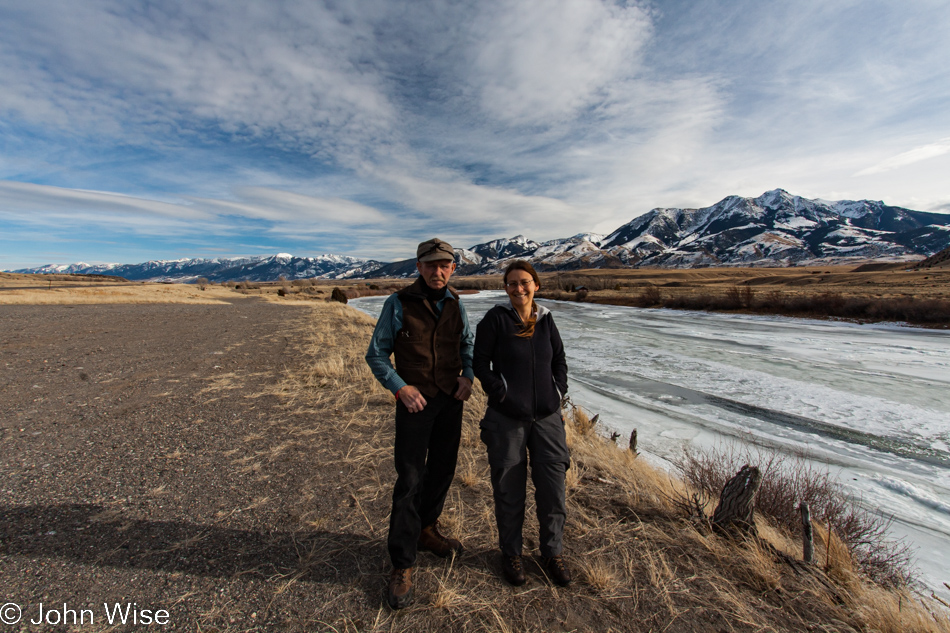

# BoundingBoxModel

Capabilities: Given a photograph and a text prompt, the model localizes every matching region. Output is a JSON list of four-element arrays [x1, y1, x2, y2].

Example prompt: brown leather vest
[[394, 277, 464, 397]]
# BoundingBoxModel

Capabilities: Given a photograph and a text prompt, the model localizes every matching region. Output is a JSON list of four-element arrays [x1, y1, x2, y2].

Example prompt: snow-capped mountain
[[11, 190, 950, 280], [16, 253, 381, 282], [595, 189, 950, 268]]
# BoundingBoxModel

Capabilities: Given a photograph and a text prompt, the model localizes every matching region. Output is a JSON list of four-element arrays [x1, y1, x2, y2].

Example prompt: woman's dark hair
[[503, 260, 541, 288], [503, 260, 541, 338]]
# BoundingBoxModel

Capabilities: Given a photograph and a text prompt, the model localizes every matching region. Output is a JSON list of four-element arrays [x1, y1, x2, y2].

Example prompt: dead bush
[[452, 277, 501, 290], [329, 287, 348, 304], [676, 445, 917, 588], [635, 284, 662, 307]]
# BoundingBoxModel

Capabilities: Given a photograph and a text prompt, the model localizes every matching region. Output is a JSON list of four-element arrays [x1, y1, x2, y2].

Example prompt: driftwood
[[712, 464, 761, 535], [800, 502, 814, 563], [628, 429, 638, 453]]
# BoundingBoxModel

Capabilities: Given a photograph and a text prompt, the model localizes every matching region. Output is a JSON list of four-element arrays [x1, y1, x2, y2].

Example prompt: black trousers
[[388, 390, 464, 569], [480, 408, 569, 558]]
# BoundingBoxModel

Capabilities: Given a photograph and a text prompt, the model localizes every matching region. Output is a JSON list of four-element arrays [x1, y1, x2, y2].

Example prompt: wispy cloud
[[854, 138, 950, 176]]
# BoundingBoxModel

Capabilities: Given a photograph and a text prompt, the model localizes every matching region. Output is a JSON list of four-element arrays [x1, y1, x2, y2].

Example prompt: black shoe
[[543, 555, 572, 587], [502, 554, 527, 586], [387, 567, 413, 609], [418, 521, 464, 558]]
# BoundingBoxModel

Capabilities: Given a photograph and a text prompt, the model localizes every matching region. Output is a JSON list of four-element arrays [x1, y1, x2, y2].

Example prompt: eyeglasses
[[505, 280, 535, 289]]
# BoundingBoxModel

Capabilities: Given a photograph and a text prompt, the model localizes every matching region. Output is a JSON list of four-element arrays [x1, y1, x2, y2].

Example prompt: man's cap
[[416, 238, 456, 262]]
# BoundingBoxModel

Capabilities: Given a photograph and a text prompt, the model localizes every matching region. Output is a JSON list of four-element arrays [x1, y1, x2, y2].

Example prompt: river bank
[[531, 265, 950, 328]]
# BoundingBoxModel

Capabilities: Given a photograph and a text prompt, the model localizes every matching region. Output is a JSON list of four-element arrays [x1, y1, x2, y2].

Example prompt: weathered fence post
[[800, 502, 814, 563], [628, 429, 638, 454], [712, 464, 761, 535]]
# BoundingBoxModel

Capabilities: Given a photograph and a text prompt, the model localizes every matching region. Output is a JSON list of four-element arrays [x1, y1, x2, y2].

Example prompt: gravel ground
[[1, 297, 380, 631]]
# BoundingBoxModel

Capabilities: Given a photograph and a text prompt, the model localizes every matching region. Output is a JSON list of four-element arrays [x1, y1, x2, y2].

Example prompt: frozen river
[[353, 291, 950, 597]]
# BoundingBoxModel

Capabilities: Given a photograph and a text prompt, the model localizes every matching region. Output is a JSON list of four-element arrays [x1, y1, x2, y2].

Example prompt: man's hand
[[454, 376, 473, 402], [398, 385, 427, 413]]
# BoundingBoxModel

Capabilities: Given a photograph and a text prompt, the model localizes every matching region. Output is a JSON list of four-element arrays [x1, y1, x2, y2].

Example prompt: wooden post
[[628, 429, 638, 453], [799, 502, 814, 563], [825, 519, 832, 570], [712, 464, 762, 535]]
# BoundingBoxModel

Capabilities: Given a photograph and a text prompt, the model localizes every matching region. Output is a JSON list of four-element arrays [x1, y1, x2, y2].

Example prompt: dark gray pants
[[479, 408, 569, 558]]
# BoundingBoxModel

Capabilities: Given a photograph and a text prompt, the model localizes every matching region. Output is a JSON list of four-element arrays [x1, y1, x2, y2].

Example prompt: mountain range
[[12, 189, 950, 282]]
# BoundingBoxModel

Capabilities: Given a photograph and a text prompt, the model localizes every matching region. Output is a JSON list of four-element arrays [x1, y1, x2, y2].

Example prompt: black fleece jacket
[[473, 303, 568, 421]]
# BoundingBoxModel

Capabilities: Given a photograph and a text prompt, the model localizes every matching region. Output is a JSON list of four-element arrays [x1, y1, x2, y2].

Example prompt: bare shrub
[[740, 285, 754, 308], [452, 277, 500, 290], [196, 277, 209, 291], [329, 287, 348, 304], [676, 445, 917, 588], [636, 284, 662, 307], [536, 290, 573, 301], [746, 290, 950, 325], [556, 274, 620, 292], [575, 288, 589, 301], [720, 286, 744, 310]]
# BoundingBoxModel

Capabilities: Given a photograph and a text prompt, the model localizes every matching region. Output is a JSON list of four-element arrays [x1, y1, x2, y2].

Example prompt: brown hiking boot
[[387, 567, 413, 609], [418, 521, 464, 558], [543, 555, 572, 587], [501, 554, 526, 587]]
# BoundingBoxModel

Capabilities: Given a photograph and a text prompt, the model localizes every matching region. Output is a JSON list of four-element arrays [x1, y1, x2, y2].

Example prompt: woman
[[473, 260, 571, 587]]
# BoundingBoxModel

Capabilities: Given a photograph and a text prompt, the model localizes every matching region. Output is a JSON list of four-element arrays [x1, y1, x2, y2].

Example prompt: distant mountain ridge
[[17, 253, 382, 283], [11, 190, 950, 281]]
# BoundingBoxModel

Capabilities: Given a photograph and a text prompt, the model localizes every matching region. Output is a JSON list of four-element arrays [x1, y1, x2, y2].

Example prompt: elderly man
[[365, 237, 474, 610]]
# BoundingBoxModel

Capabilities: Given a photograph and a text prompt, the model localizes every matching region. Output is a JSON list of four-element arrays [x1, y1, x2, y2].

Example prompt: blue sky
[[2, 0, 949, 269]]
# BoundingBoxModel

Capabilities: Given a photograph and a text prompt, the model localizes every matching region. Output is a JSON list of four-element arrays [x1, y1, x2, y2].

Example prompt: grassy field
[[0, 272, 233, 304]]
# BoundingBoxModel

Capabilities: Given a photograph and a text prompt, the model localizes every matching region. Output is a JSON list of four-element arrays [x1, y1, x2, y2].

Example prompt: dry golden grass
[[0, 277, 236, 304], [253, 299, 950, 632], [536, 265, 950, 303]]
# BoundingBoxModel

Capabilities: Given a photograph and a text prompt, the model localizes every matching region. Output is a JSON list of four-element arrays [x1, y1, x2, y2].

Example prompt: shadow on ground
[[0, 504, 379, 585]]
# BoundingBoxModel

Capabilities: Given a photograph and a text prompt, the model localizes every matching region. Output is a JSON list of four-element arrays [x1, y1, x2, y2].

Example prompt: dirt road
[[1, 298, 382, 630]]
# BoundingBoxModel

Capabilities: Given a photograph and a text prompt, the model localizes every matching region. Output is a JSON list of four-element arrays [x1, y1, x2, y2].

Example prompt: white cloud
[[0, 180, 209, 222], [196, 188, 390, 225], [0, 1, 399, 161], [854, 138, 950, 176], [467, 0, 652, 125]]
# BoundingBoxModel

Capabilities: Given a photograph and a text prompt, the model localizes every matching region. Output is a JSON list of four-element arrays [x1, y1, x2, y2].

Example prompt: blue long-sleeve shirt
[[365, 290, 475, 395]]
